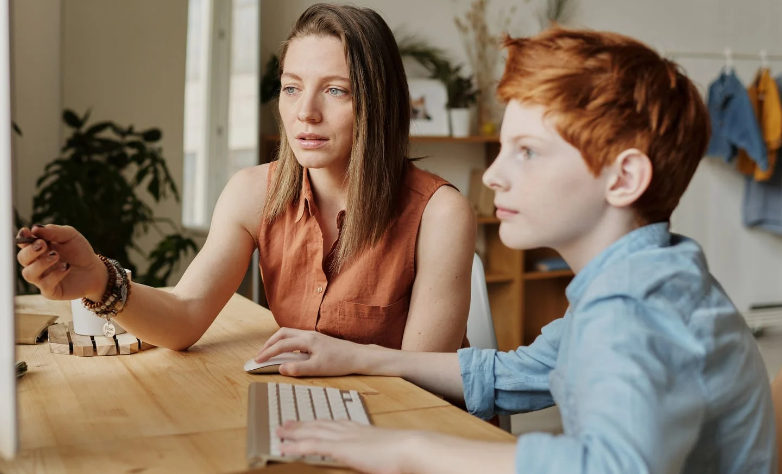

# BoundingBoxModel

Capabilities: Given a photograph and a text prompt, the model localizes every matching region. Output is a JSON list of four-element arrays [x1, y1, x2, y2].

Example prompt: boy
[[254, 28, 777, 473]]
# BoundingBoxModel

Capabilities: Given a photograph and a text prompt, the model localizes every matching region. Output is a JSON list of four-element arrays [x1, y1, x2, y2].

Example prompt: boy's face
[[484, 100, 611, 251]]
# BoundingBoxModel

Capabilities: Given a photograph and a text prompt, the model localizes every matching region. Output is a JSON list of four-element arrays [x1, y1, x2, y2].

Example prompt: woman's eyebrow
[[281, 72, 350, 83]]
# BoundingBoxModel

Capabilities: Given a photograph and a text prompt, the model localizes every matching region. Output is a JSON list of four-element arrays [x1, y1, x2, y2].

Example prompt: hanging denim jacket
[[706, 69, 768, 170]]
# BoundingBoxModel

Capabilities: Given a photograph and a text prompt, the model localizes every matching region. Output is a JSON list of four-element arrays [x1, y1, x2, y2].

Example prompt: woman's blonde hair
[[263, 3, 411, 272]]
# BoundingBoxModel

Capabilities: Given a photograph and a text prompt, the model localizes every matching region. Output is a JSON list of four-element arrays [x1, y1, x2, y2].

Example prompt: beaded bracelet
[[82, 255, 131, 337]]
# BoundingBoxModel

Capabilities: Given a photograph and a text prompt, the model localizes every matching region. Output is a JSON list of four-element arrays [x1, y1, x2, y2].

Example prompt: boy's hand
[[277, 420, 420, 474], [254, 328, 369, 377]]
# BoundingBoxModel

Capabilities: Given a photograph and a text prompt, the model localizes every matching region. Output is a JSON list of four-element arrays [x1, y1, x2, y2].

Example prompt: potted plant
[[16, 109, 198, 293], [397, 35, 479, 137], [438, 64, 478, 137]]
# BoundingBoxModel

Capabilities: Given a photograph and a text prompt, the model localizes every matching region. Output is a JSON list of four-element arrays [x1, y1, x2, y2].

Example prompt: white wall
[[261, 0, 782, 311], [60, 0, 195, 279], [11, 0, 62, 224]]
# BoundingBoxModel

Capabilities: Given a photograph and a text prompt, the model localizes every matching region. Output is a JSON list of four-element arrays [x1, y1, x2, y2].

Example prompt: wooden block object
[[47, 322, 71, 355], [46, 322, 153, 357], [94, 336, 117, 356], [116, 333, 139, 355]]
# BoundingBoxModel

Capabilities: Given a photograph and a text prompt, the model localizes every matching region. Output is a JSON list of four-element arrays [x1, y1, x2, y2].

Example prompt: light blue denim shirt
[[459, 223, 777, 473], [706, 69, 768, 170]]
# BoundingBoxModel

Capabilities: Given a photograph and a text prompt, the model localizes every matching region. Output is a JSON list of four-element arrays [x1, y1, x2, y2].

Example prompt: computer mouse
[[244, 351, 311, 374]]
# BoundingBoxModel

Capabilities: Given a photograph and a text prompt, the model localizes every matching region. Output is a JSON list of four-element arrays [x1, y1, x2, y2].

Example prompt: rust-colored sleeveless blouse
[[257, 161, 464, 349]]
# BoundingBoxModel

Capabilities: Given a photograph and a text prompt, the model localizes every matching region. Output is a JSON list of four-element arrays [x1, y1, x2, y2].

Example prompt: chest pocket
[[337, 295, 410, 349]]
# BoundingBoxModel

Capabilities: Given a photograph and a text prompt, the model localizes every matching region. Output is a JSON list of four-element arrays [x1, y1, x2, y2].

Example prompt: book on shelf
[[533, 257, 570, 272]]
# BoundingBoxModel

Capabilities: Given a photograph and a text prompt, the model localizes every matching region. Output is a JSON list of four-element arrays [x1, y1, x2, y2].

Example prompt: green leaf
[[62, 110, 82, 129], [141, 129, 162, 142], [84, 121, 113, 136]]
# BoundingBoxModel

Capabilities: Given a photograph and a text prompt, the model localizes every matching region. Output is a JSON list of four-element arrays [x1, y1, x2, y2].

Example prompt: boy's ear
[[604, 148, 653, 208]]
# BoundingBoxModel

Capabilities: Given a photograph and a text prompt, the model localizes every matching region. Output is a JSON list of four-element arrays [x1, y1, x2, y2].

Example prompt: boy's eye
[[520, 146, 537, 160]]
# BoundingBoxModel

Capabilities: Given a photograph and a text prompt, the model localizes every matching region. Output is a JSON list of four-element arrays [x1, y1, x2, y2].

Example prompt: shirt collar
[[294, 168, 347, 229], [295, 167, 315, 223], [565, 222, 671, 307]]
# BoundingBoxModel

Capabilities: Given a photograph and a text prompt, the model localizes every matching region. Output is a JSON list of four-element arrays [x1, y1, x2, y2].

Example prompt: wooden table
[[2, 293, 514, 473]]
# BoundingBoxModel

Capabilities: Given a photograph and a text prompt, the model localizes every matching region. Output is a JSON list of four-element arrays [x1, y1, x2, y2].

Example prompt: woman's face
[[278, 35, 354, 172]]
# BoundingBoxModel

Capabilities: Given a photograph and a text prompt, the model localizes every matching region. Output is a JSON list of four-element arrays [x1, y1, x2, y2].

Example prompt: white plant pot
[[449, 108, 472, 137], [71, 269, 131, 336]]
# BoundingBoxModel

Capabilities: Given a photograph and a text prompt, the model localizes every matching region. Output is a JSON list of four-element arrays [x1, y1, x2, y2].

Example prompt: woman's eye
[[327, 87, 347, 97], [282, 86, 298, 95]]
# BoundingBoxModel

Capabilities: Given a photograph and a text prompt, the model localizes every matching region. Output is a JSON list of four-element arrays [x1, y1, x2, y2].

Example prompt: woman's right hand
[[16, 224, 108, 301], [254, 328, 369, 377]]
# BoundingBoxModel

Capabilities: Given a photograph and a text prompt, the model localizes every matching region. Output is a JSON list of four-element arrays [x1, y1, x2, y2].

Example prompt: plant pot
[[449, 108, 472, 137]]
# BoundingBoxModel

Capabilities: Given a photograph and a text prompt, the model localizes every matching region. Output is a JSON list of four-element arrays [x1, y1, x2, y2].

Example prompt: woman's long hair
[[263, 3, 411, 272]]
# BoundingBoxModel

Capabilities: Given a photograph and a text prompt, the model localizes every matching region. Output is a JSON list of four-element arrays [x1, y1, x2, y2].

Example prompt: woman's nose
[[297, 92, 322, 123]]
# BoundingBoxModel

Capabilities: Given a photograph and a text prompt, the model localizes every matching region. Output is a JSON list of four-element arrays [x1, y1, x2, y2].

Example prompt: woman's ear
[[604, 148, 653, 209]]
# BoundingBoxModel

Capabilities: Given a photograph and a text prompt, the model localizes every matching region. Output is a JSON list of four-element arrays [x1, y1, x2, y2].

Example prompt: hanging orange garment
[[736, 69, 782, 181]]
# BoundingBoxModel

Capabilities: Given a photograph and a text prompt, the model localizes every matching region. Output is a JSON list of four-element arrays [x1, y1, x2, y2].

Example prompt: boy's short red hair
[[498, 28, 710, 224]]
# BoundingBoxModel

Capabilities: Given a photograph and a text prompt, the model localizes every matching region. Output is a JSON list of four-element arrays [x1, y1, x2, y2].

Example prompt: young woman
[[16, 4, 476, 352]]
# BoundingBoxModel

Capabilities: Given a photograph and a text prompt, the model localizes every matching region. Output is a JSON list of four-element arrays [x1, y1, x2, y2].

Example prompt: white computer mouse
[[243, 352, 311, 374]]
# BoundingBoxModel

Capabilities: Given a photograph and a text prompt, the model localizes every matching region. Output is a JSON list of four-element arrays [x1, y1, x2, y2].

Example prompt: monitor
[[0, 0, 18, 460]]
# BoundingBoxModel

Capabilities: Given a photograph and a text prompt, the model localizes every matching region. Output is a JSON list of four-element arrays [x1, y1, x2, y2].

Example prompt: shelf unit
[[259, 134, 573, 351]]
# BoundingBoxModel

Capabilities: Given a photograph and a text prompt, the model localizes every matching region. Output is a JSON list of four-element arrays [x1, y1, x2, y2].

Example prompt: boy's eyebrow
[[508, 134, 546, 144], [280, 72, 350, 83]]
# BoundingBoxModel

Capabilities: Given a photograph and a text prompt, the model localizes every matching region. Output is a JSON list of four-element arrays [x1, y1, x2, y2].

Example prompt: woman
[[16, 4, 475, 352]]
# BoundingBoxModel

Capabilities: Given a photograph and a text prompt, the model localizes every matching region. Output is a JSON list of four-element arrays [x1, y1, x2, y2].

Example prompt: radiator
[[742, 307, 782, 331]]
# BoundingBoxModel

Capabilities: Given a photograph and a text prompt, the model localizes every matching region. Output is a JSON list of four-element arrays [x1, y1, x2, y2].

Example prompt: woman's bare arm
[[402, 186, 476, 352]]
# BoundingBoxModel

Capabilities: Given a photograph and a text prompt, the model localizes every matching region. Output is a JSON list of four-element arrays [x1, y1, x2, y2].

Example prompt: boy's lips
[[495, 206, 518, 219]]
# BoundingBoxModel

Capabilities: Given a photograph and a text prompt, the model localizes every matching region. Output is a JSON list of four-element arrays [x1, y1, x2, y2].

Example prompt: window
[[183, 0, 259, 230]]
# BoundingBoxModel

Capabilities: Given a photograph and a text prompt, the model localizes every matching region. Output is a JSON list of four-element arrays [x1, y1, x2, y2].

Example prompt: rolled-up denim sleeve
[[458, 318, 563, 420]]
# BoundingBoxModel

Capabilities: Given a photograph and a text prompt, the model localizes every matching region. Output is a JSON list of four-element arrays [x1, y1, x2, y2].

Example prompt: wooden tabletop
[[2, 293, 514, 473]]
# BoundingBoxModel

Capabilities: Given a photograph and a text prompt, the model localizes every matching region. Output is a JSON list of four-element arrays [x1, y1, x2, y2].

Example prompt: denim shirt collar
[[565, 222, 671, 307], [710, 69, 741, 104]]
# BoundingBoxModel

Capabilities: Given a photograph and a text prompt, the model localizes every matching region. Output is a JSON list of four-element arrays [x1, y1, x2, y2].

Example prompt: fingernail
[[33, 240, 42, 251], [46, 251, 57, 261], [32, 223, 44, 229], [61, 262, 69, 271]]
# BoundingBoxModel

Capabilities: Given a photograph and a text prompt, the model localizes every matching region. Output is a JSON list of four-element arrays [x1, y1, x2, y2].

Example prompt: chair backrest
[[773, 368, 782, 474], [466, 254, 499, 350]]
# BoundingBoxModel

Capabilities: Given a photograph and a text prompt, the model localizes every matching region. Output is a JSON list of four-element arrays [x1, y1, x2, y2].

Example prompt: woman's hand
[[255, 328, 371, 377], [277, 420, 421, 474], [16, 224, 107, 301]]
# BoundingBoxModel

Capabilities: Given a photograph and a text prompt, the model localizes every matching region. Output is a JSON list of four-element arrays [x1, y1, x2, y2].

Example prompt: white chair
[[466, 254, 512, 432]]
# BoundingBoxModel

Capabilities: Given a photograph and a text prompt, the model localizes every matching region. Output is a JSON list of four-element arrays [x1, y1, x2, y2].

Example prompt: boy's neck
[[556, 210, 640, 274]]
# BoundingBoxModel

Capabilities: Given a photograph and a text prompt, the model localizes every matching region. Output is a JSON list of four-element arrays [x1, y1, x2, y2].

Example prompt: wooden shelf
[[484, 273, 514, 284], [411, 135, 500, 144], [523, 269, 573, 280], [262, 134, 499, 144], [476, 215, 500, 224]]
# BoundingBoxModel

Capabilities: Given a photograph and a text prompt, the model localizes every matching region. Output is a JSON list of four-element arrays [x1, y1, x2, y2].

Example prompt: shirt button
[[317, 286, 323, 293]]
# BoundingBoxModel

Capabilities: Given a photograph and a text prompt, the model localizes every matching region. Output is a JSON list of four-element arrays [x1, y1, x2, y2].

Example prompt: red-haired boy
[[255, 28, 777, 474]]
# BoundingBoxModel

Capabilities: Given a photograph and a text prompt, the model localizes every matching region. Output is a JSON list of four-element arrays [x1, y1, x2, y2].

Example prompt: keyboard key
[[326, 388, 349, 420], [311, 387, 332, 420], [345, 390, 370, 425], [279, 383, 297, 423], [296, 385, 315, 421]]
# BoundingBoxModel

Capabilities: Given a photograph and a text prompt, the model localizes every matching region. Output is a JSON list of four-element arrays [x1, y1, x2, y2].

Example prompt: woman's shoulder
[[217, 163, 272, 235], [403, 162, 452, 198]]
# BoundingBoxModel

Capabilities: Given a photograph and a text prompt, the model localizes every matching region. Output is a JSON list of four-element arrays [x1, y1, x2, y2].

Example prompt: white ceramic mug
[[71, 269, 130, 336]]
